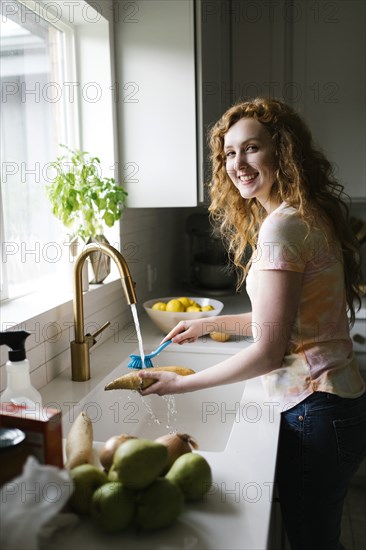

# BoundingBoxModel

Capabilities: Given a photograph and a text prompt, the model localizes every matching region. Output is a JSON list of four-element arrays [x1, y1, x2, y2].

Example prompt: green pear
[[107, 464, 118, 481], [69, 464, 108, 514], [166, 453, 212, 501], [91, 481, 135, 533], [136, 477, 184, 532], [112, 438, 168, 490]]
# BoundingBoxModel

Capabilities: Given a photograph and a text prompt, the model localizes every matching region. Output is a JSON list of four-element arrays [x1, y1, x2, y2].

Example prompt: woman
[[139, 98, 366, 549]]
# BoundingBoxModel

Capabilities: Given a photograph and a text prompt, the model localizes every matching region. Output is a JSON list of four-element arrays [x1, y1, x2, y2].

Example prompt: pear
[[98, 433, 137, 471], [69, 464, 108, 514], [136, 477, 184, 532], [166, 453, 212, 501], [91, 481, 135, 533], [107, 464, 119, 481], [112, 438, 168, 490]]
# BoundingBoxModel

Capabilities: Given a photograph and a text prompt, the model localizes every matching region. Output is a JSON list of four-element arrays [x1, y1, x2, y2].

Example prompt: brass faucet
[[70, 242, 137, 381]]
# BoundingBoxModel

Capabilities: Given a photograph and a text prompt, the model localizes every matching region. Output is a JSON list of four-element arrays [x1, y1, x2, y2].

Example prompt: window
[[0, 0, 77, 300]]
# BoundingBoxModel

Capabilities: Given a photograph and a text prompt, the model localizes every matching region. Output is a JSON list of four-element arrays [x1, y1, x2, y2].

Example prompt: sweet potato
[[104, 366, 195, 391]]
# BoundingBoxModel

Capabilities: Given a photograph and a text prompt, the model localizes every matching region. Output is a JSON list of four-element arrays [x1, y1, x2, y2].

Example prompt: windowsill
[[1, 273, 121, 329]]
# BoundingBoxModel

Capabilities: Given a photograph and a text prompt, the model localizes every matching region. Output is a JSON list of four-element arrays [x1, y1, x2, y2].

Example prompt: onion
[[155, 433, 199, 471], [98, 433, 137, 471]]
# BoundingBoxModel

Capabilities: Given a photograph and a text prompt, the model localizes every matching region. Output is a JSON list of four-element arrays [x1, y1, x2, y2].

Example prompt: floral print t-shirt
[[246, 202, 365, 407]]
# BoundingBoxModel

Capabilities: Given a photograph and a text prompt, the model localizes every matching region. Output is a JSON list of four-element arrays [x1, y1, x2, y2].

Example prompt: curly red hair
[[208, 97, 362, 324]]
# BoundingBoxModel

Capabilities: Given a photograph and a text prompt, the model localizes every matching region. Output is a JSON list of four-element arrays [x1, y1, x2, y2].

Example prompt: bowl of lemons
[[143, 296, 224, 334]]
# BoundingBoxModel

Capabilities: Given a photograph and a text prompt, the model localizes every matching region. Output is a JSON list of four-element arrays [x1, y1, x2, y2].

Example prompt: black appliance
[[186, 213, 237, 294]]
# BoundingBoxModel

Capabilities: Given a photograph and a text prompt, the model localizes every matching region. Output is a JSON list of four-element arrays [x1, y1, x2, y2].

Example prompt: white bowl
[[143, 296, 224, 334]]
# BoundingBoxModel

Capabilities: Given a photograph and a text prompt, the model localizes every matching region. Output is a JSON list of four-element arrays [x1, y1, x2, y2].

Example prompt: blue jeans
[[276, 391, 366, 550]]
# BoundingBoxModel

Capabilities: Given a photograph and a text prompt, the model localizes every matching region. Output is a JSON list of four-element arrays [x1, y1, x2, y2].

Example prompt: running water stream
[[129, 303, 177, 432], [130, 303, 146, 367]]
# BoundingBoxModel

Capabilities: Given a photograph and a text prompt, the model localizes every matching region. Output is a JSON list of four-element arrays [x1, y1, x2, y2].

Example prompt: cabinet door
[[114, 0, 198, 207], [195, 0, 231, 204], [292, 0, 366, 200]]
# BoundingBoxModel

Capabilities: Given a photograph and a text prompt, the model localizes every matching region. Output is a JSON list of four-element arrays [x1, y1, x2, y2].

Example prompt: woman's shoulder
[[268, 202, 303, 223], [259, 202, 337, 258], [259, 202, 308, 242]]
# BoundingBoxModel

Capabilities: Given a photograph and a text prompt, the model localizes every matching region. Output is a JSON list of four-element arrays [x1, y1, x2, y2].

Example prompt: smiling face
[[224, 117, 279, 212]]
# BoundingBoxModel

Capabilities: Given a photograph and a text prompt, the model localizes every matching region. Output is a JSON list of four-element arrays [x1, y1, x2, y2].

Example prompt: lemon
[[186, 305, 201, 312], [166, 299, 185, 312], [151, 302, 167, 311], [201, 305, 214, 311], [177, 297, 193, 309]]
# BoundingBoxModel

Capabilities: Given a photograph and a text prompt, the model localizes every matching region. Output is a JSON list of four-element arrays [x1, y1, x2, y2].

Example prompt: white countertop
[[39, 292, 283, 550]]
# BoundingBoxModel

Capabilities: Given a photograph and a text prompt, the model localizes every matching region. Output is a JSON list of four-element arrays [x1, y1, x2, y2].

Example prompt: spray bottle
[[0, 331, 42, 407]]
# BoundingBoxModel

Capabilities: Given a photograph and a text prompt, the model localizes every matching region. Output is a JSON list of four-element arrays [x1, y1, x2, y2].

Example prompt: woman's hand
[[138, 370, 187, 396], [161, 319, 208, 345]]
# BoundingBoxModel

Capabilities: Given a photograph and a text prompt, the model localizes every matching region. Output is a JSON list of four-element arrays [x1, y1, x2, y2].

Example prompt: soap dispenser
[[0, 331, 42, 407]]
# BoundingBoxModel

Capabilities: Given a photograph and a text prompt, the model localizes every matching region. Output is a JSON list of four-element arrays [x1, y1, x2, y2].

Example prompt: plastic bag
[[0, 456, 76, 550]]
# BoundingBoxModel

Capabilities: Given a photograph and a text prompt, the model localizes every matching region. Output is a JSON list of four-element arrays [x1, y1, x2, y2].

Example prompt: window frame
[[1, 0, 120, 316], [17, 0, 81, 154], [0, 0, 79, 302]]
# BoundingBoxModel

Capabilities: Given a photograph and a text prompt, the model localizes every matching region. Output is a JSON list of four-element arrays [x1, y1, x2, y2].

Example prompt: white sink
[[62, 348, 246, 452]]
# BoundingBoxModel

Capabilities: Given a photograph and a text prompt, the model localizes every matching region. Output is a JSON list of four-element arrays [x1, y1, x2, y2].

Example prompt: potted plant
[[46, 144, 128, 283]]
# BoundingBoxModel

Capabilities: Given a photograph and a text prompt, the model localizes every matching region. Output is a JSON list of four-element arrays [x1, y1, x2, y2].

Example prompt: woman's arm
[[162, 312, 253, 345], [140, 269, 303, 395]]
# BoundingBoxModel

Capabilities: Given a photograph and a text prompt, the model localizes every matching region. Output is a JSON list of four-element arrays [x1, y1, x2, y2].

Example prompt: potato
[[210, 332, 230, 342]]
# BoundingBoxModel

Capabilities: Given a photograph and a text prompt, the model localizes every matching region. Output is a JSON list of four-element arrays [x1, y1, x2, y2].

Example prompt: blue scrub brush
[[128, 339, 172, 369]]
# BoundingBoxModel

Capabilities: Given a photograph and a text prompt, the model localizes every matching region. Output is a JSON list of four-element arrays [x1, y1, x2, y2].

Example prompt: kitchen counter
[[39, 292, 284, 550]]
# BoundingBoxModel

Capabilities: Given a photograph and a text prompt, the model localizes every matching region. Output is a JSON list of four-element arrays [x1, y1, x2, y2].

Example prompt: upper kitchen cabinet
[[114, 0, 230, 207], [114, 0, 196, 207], [230, 0, 365, 201], [195, 0, 232, 203], [231, 0, 289, 103], [291, 0, 365, 200]]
